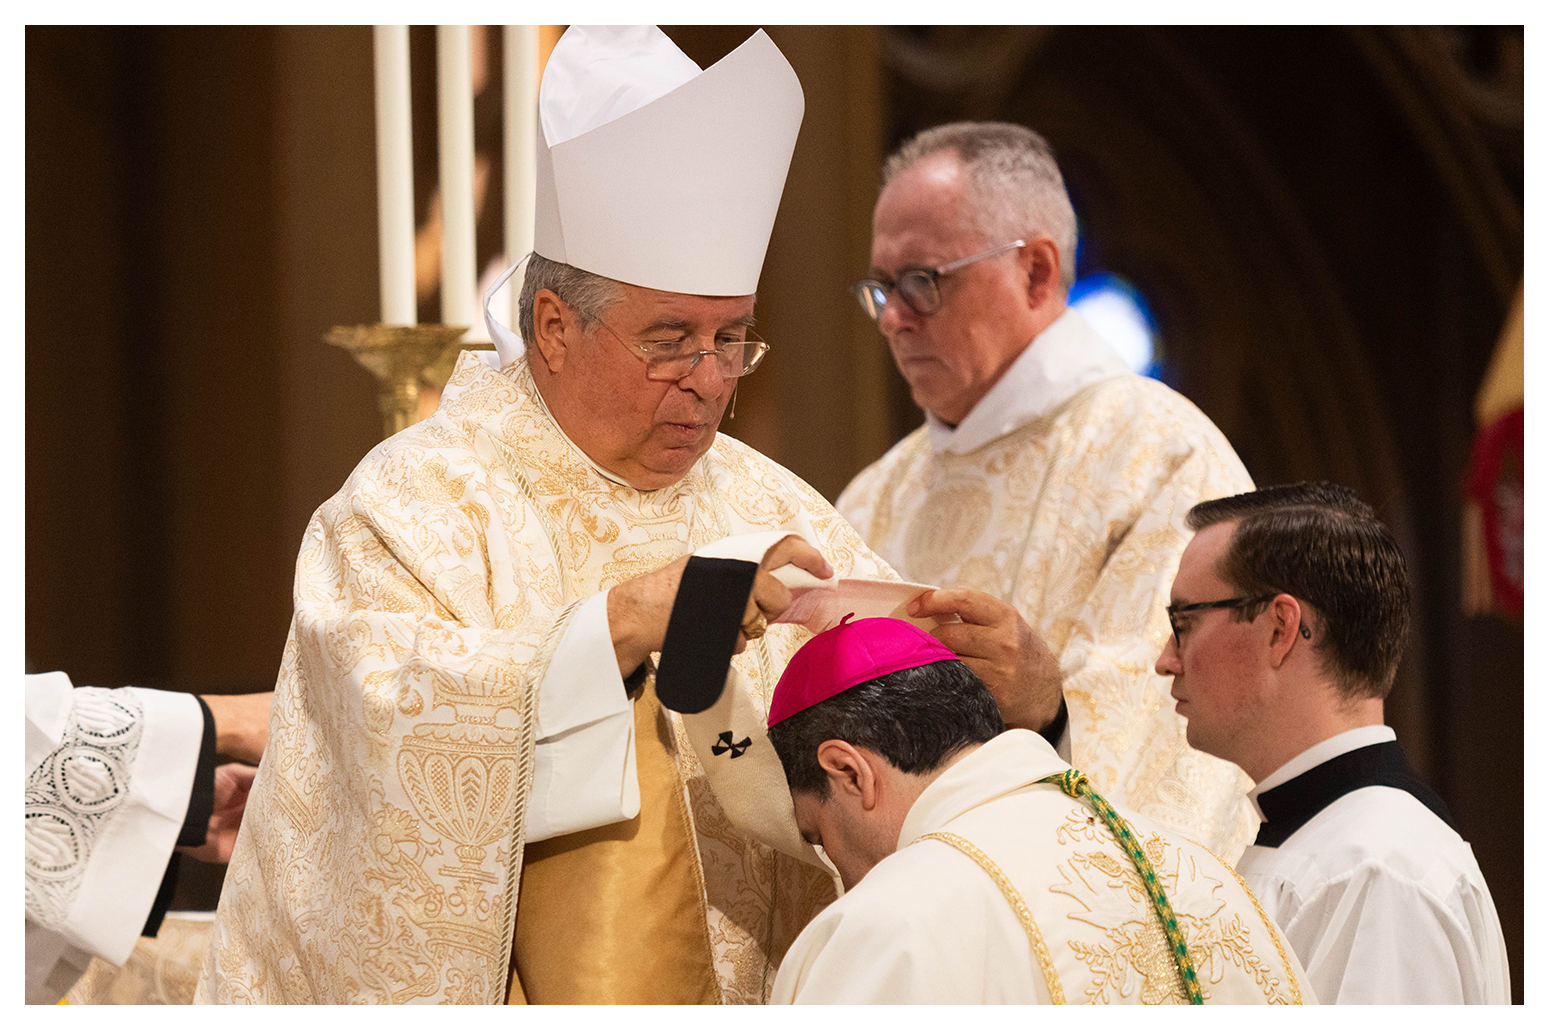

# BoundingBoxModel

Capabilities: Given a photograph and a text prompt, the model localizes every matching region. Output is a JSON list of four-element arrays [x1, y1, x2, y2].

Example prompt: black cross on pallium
[[711, 730, 752, 759]]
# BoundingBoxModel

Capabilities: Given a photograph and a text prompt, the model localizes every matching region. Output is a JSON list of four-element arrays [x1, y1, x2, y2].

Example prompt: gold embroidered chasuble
[[838, 374, 1259, 861], [198, 351, 884, 1004]]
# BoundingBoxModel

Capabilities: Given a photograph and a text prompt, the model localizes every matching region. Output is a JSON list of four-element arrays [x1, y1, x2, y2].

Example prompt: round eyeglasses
[[596, 320, 770, 382], [851, 239, 1026, 322]]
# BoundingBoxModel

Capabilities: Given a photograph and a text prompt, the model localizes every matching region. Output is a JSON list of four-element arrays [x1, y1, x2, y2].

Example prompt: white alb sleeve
[[24, 673, 203, 1000], [1292, 861, 1501, 1004], [522, 591, 641, 842]]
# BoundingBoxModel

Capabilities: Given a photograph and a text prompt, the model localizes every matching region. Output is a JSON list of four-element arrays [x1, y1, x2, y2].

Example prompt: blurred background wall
[[25, 25, 1523, 1000]]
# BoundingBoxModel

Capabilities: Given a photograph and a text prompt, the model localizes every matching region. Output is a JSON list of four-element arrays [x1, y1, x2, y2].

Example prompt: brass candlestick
[[326, 324, 496, 438]]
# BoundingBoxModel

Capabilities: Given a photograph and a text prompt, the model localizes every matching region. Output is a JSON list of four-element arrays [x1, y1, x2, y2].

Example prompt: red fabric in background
[[1465, 407, 1524, 615]]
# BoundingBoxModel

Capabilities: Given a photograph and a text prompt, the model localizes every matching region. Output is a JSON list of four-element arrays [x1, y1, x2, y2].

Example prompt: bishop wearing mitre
[[198, 26, 901, 1004]]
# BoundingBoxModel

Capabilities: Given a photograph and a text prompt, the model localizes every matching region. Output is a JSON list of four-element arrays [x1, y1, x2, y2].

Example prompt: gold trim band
[[920, 831, 1065, 1004]]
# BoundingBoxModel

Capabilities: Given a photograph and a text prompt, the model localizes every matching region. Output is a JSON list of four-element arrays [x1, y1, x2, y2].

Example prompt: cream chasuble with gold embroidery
[[772, 731, 1312, 1004], [838, 309, 1258, 861], [198, 350, 886, 1004]]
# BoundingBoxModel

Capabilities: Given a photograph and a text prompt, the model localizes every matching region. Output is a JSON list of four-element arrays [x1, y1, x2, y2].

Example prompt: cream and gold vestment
[[197, 351, 888, 1003], [772, 730, 1313, 1004], [839, 309, 1259, 860]]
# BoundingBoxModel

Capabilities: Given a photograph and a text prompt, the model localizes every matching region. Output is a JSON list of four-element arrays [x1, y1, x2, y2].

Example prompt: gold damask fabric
[[509, 686, 719, 1004], [838, 376, 1259, 861], [65, 916, 213, 1005], [198, 351, 878, 1003]]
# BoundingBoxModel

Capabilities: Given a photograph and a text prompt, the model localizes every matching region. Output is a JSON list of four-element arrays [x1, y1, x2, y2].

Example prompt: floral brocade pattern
[[839, 376, 1259, 861], [198, 352, 881, 1003], [1042, 805, 1301, 1004], [899, 790, 1305, 1005]]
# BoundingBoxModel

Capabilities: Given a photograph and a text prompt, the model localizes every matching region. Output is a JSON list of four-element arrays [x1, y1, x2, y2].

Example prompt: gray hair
[[883, 122, 1078, 291], [517, 252, 627, 345]]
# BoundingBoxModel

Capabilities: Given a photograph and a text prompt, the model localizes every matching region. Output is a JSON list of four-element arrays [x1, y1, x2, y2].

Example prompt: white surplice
[[25, 672, 204, 1004], [772, 730, 1312, 1004], [1236, 727, 1511, 1003], [838, 308, 1258, 860]]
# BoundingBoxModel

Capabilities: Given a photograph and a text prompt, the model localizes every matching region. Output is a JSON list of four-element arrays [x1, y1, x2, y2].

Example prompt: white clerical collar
[[897, 729, 1067, 849], [1248, 724, 1396, 818], [925, 306, 1132, 455]]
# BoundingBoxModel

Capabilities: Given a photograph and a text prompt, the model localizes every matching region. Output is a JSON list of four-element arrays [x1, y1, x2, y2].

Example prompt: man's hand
[[608, 535, 834, 675], [907, 588, 1062, 732], [199, 692, 274, 764], [737, 535, 834, 654], [177, 762, 256, 864]]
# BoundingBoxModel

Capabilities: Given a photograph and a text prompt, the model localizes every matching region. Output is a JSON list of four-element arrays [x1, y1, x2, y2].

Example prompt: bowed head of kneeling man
[[765, 616, 1312, 1004]]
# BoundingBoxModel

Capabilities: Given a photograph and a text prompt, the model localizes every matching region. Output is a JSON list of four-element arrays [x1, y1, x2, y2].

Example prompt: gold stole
[[507, 683, 720, 1004]]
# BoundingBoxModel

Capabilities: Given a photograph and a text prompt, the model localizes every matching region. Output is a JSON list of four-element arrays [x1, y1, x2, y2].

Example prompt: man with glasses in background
[[1155, 482, 1509, 1003], [838, 121, 1260, 860]]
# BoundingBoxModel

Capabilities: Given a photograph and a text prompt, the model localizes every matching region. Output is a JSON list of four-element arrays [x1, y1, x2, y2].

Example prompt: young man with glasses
[[1155, 482, 1509, 1003], [837, 121, 1259, 861]]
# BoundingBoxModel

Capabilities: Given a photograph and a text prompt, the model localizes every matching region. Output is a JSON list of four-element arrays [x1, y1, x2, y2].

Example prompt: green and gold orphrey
[[1040, 768, 1204, 1005]]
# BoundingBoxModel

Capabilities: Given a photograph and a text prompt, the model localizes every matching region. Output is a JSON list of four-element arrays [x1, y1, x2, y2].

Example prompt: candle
[[503, 25, 539, 329], [373, 25, 415, 326], [437, 25, 477, 333]]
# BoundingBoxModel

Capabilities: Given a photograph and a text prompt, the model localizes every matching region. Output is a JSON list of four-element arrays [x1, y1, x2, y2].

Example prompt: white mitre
[[483, 25, 804, 365]]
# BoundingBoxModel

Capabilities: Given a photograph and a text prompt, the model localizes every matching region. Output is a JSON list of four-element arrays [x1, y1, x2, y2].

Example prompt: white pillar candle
[[373, 25, 416, 326], [437, 25, 477, 332], [503, 24, 539, 329]]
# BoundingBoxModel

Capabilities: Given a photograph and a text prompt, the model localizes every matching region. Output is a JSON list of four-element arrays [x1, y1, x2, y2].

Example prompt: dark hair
[[1186, 482, 1410, 701], [769, 659, 1005, 798]]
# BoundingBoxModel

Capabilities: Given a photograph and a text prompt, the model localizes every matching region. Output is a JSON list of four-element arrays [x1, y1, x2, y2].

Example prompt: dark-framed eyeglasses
[[595, 320, 770, 382], [1165, 594, 1278, 646], [850, 239, 1026, 322]]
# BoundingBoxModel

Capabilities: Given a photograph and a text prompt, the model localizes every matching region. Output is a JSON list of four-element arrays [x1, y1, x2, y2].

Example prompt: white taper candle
[[373, 25, 416, 326], [437, 25, 477, 332], [503, 25, 539, 329]]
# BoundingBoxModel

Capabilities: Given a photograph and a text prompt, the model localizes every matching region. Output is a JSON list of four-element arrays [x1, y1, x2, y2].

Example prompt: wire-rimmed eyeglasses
[[1164, 594, 1278, 646], [850, 239, 1026, 322], [595, 320, 770, 382]]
